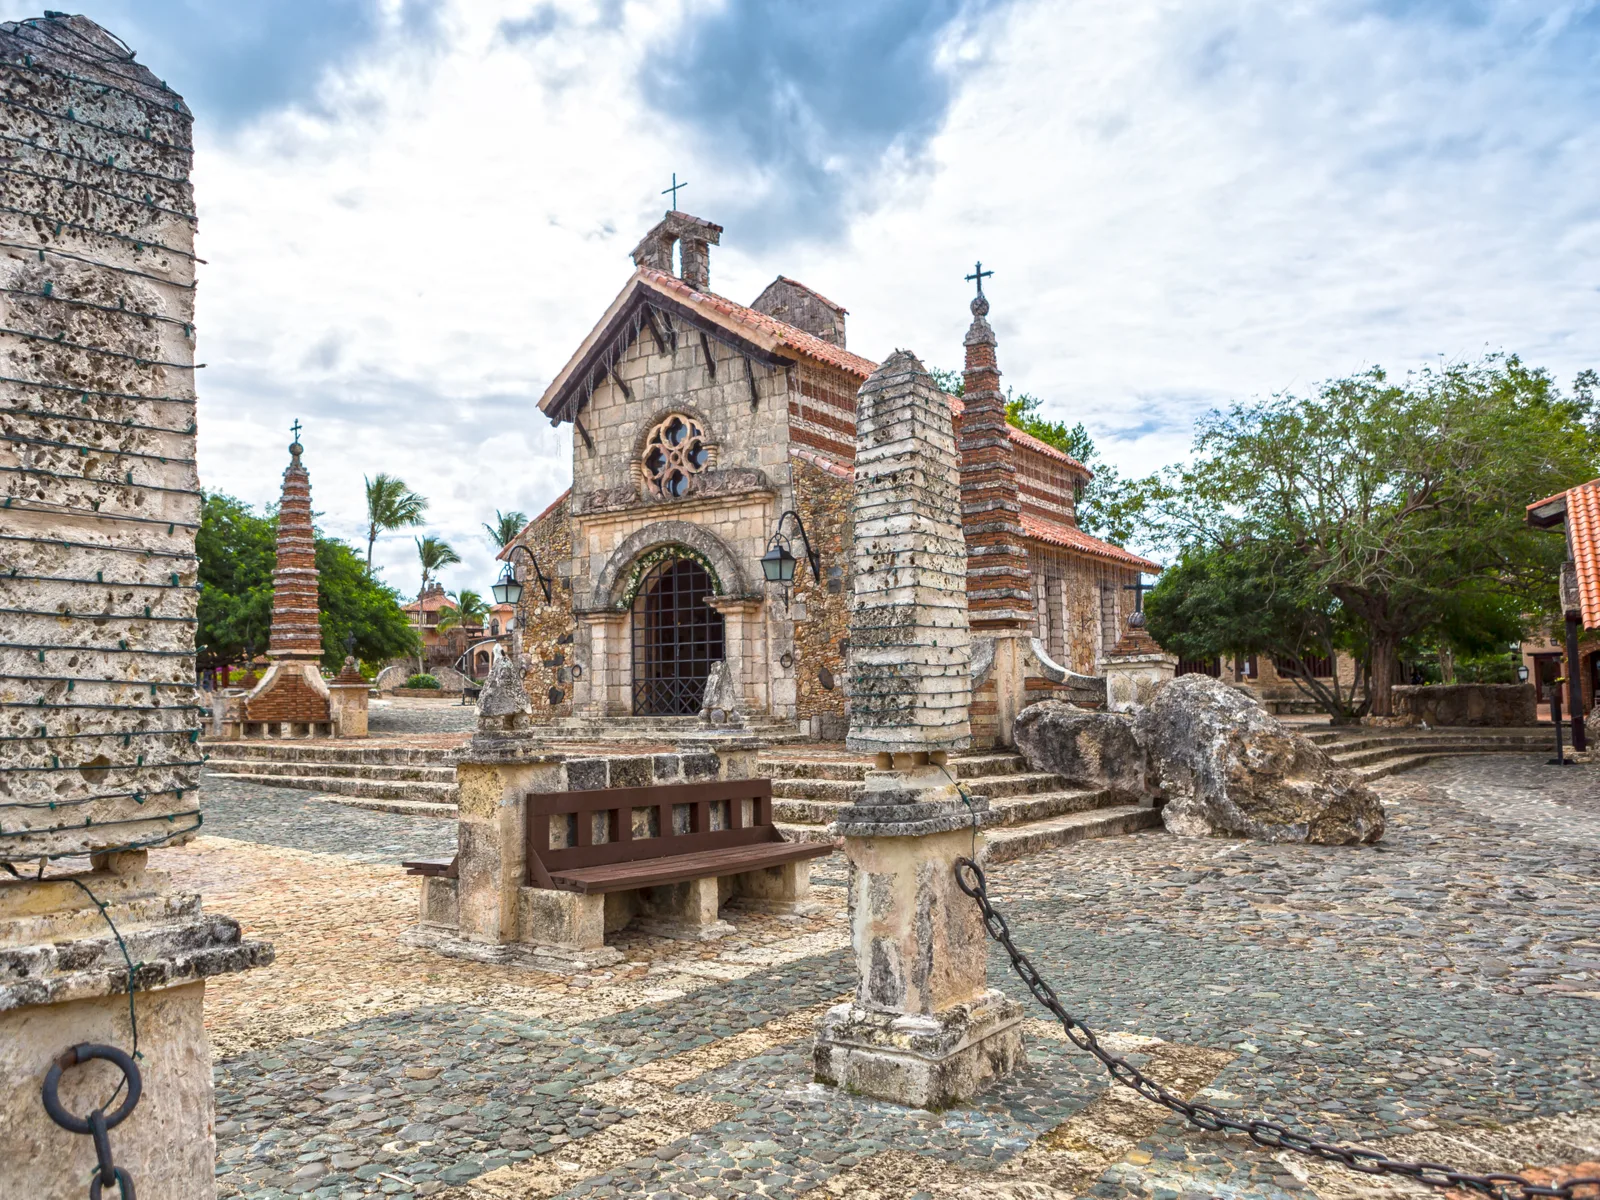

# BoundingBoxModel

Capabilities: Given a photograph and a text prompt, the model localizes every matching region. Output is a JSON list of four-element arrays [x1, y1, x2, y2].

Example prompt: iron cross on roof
[[965, 261, 993, 297], [1123, 574, 1152, 612], [290, 419, 302, 442], [662, 172, 688, 209]]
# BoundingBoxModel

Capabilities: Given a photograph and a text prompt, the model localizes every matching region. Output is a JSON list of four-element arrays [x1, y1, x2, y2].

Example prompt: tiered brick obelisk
[[243, 434, 335, 732], [813, 351, 1022, 1109], [0, 15, 270, 1196], [958, 287, 1034, 743]]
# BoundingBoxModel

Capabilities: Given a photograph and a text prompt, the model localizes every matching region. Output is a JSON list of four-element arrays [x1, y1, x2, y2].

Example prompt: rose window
[[642, 414, 710, 499]]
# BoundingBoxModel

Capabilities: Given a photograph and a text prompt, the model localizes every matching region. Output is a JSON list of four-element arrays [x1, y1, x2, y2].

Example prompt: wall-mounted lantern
[[760, 510, 821, 587], [493, 543, 553, 606]]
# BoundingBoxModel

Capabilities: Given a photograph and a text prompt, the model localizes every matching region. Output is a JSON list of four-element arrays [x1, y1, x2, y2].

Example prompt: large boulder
[[1013, 701, 1151, 803], [1132, 675, 1385, 844]]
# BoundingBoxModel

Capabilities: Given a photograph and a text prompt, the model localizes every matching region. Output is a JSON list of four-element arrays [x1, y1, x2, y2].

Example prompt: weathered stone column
[[0, 16, 270, 1196], [327, 656, 370, 737], [813, 351, 1022, 1109]]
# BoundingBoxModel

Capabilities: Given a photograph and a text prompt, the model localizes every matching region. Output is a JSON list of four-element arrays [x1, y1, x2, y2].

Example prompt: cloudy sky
[[7, 0, 1596, 594]]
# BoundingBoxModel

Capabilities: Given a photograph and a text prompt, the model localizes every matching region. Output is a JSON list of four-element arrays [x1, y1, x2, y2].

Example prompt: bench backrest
[[525, 778, 776, 881]]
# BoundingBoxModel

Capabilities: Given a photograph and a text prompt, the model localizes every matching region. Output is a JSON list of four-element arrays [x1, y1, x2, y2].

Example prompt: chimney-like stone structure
[[243, 437, 334, 730], [0, 15, 270, 1197], [957, 291, 1034, 745], [958, 293, 1032, 629], [629, 210, 723, 292], [814, 351, 1022, 1110], [267, 439, 323, 659]]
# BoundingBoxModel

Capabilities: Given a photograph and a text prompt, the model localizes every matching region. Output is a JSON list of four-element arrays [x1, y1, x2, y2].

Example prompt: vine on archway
[[613, 544, 723, 611]]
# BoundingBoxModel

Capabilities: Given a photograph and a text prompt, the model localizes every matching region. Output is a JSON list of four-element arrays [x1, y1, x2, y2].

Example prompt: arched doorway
[[632, 558, 725, 715]]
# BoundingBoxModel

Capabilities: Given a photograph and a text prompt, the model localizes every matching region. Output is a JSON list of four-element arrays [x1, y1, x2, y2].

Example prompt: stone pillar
[[814, 351, 1022, 1110], [327, 656, 370, 737], [1103, 616, 1179, 712], [243, 437, 334, 733], [0, 17, 270, 1195], [575, 611, 624, 717], [710, 596, 767, 716], [957, 291, 1034, 745]]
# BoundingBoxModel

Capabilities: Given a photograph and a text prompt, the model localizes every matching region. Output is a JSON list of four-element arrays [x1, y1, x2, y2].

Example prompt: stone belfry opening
[[629, 210, 722, 291]]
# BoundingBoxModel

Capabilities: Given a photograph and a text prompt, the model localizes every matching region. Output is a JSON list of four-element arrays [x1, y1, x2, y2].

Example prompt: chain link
[[954, 857, 1600, 1200]]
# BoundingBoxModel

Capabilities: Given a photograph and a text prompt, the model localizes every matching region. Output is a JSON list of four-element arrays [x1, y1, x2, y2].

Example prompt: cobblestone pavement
[[173, 756, 1599, 1199], [201, 772, 459, 863]]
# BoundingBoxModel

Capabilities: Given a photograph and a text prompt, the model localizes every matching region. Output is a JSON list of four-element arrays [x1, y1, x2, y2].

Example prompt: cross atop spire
[[661, 172, 688, 209], [290, 418, 302, 445], [964, 260, 993, 298]]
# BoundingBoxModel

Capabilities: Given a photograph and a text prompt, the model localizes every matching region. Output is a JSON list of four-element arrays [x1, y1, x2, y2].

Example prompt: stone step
[[757, 752, 1029, 783], [985, 805, 1163, 862], [774, 786, 1118, 830], [205, 757, 455, 783], [206, 771, 459, 805], [203, 741, 454, 766], [770, 770, 1065, 804], [1328, 740, 1546, 769], [312, 795, 459, 819]]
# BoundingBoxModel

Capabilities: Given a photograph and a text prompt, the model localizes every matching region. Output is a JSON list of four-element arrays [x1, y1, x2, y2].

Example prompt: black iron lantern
[[760, 510, 820, 587], [492, 562, 522, 607], [761, 542, 797, 584], [495, 543, 552, 606]]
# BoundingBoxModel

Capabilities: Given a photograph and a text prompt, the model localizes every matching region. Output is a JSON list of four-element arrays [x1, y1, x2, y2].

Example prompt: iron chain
[[40, 1043, 140, 1199], [954, 857, 1600, 1200]]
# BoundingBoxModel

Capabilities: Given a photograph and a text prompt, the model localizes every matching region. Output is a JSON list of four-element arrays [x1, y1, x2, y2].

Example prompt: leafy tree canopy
[[1131, 354, 1598, 716], [198, 492, 419, 673]]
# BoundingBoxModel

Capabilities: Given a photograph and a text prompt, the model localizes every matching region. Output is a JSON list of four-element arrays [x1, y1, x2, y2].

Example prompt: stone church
[[506, 210, 1158, 741]]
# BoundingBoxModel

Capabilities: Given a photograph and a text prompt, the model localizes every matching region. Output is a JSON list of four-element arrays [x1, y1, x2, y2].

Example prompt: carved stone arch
[[585, 520, 757, 613]]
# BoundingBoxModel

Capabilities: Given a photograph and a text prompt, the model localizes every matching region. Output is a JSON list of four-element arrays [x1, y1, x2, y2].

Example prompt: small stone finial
[[475, 648, 532, 729], [970, 293, 990, 318], [337, 655, 364, 682]]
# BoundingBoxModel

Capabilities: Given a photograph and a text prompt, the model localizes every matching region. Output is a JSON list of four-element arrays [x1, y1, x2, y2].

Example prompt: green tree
[[414, 535, 461, 669], [196, 494, 275, 677], [436, 588, 489, 633], [1130, 355, 1598, 716], [931, 368, 1136, 544], [198, 493, 418, 676], [364, 473, 428, 570], [483, 510, 527, 550]]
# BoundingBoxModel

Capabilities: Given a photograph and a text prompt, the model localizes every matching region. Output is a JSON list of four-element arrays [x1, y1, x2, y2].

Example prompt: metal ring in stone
[[40, 1044, 142, 1134]]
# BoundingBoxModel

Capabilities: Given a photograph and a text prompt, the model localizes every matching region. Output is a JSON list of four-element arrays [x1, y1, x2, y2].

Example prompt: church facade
[[505, 211, 1158, 740]]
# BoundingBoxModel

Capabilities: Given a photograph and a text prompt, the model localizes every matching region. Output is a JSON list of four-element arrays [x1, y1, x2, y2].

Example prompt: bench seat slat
[[547, 839, 835, 894]]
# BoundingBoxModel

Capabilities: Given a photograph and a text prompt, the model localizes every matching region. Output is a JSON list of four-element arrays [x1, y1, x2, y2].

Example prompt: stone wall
[[1, 17, 204, 859], [512, 492, 576, 715], [1025, 544, 1137, 677], [565, 310, 797, 718], [790, 451, 853, 730], [1385, 684, 1538, 728]]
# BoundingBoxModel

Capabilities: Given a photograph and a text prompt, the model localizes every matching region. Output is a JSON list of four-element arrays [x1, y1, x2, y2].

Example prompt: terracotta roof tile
[[639, 268, 876, 379], [1566, 478, 1600, 628], [1020, 511, 1162, 573]]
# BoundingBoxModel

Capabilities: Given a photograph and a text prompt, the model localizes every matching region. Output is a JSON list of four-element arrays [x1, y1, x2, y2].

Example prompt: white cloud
[[26, 0, 1591, 593]]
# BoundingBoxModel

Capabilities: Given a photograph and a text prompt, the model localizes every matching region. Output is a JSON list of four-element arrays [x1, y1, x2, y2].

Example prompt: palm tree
[[483, 509, 527, 550], [436, 589, 488, 633], [414, 535, 460, 670], [364, 474, 428, 570]]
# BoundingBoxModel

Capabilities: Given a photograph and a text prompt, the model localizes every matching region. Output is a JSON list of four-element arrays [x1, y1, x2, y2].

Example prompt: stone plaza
[[188, 746, 1598, 1199]]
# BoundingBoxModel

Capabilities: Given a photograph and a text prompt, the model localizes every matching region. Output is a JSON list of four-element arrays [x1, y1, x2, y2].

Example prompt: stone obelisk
[[812, 350, 1023, 1109], [243, 431, 335, 731]]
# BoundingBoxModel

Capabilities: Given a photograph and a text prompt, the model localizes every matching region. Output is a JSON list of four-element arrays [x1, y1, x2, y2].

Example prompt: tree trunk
[[1368, 632, 1400, 716], [1439, 645, 1455, 685]]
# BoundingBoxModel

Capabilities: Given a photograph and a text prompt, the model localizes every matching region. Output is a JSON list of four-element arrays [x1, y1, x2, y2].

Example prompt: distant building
[[400, 583, 515, 680], [1525, 479, 1599, 724]]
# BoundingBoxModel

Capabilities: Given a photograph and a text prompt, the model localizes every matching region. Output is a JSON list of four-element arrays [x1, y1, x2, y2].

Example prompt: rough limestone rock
[[476, 647, 532, 728], [1013, 701, 1150, 803], [699, 660, 744, 726], [1134, 675, 1385, 844]]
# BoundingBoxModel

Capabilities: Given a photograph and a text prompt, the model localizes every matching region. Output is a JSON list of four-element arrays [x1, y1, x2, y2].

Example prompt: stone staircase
[[762, 751, 1161, 862], [1306, 727, 1552, 780], [204, 742, 459, 817]]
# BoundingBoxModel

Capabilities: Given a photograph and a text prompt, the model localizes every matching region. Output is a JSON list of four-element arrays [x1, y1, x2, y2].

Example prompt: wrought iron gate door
[[632, 558, 726, 716]]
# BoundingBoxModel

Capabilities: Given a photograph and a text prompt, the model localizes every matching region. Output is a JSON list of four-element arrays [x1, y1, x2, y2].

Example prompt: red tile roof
[[638, 268, 876, 379], [1566, 478, 1600, 628], [1020, 512, 1162, 573]]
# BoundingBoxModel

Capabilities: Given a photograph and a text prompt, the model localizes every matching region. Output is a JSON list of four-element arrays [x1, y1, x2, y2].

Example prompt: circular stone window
[[643, 414, 710, 499]]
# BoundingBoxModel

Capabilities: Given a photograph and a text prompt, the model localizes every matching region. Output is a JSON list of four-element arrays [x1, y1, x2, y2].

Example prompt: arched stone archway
[[585, 519, 756, 613]]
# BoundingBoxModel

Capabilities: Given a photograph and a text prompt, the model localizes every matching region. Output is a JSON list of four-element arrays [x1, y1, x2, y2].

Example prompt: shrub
[[405, 673, 441, 690]]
